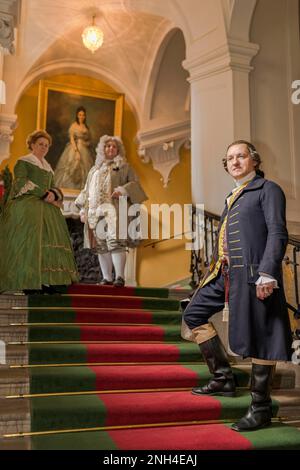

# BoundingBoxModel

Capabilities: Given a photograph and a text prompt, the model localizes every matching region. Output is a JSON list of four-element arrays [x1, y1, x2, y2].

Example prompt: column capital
[[0, 112, 17, 136], [183, 39, 260, 81], [0, 112, 17, 164], [136, 120, 190, 188], [0, 0, 20, 54], [0, 11, 14, 53]]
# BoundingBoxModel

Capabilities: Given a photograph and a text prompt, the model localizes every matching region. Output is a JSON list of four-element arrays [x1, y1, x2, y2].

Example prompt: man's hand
[[111, 190, 123, 198], [80, 213, 86, 223], [256, 281, 276, 300]]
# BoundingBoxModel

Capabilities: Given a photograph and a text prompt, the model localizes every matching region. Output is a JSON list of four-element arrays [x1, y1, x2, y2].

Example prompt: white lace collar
[[19, 153, 54, 174], [95, 154, 126, 171]]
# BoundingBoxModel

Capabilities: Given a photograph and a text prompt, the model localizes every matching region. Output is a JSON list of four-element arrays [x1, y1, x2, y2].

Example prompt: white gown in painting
[[54, 123, 95, 189]]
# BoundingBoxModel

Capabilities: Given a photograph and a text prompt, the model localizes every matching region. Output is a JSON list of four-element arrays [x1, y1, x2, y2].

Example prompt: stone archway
[[224, 0, 258, 41]]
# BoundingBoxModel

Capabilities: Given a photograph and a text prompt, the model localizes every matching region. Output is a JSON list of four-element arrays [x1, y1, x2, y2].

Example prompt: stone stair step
[[0, 326, 28, 343], [235, 363, 296, 390], [0, 436, 31, 450], [5, 345, 28, 365], [168, 288, 192, 301], [1, 288, 299, 451], [0, 361, 295, 401], [0, 397, 30, 436], [1, 387, 299, 444], [273, 389, 300, 431], [0, 295, 27, 309], [0, 366, 29, 397], [0, 309, 28, 326], [272, 389, 300, 406]]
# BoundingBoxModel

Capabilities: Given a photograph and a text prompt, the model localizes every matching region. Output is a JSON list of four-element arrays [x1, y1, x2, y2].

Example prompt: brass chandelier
[[82, 15, 104, 53]]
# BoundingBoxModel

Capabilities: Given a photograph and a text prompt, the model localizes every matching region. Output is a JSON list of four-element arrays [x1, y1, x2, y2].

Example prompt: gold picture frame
[[37, 79, 124, 195]]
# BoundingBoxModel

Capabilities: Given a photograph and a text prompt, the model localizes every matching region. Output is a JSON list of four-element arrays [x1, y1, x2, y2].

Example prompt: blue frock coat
[[189, 176, 292, 361]]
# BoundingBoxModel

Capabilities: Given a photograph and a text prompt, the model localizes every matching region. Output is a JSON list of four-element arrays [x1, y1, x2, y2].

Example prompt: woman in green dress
[[0, 130, 78, 293]]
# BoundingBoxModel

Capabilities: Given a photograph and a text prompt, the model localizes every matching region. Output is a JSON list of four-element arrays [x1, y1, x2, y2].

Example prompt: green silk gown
[[0, 156, 79, 291]]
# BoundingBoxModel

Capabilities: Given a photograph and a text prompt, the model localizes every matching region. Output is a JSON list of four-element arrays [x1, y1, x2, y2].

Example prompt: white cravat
[[233, 170, 256, 188], [226, 171, 256, 205]]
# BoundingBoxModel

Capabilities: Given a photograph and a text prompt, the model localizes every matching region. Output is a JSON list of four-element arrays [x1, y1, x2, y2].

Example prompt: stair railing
[[283, 235, 300, 320], [189, 208, 220, 288]]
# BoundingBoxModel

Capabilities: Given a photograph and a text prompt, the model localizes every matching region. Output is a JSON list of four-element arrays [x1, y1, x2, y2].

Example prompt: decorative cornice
[[137, 120, 190, 188], [0, 113, 17, 165], [0, 1, 21, 54], [0, 113, 17, 142], [0, 11, 14, 53], [183, 39, 260, 81], [137, 119, 190, 148], [0, 1, 18, 13]]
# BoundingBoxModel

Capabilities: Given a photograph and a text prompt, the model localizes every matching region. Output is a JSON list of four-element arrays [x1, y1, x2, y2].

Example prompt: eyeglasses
[[225, 153, 250, 163]]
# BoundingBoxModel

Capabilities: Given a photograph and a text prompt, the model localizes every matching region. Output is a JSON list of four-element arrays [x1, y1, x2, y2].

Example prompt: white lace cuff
[[255, 273, 278, 288], [87, 209, 98, 229], [14, 180, 38, 198], [50, 187, 64, 201], [114, 186, 128, 196]]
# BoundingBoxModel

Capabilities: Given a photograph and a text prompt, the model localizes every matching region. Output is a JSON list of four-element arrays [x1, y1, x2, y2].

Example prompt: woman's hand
[[44, 191, 55, 203], [51, 200, 63, 209]]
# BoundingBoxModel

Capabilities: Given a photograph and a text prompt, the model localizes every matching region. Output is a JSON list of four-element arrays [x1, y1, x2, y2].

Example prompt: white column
[[124, 248, 137, 287], [183, 39, 259, 215], [0, 44, 17, 166], [0, 112, 17, 164], [0, 50, 5, 104], [0, 2, 19, 165], [0, 1, 16, 102]]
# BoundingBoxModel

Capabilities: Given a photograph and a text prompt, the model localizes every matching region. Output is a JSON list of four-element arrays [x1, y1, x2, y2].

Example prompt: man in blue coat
[[184, 140, 292, 432]]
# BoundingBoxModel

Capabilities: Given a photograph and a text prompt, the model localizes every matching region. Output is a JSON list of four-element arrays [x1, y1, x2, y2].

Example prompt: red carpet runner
[[18, 284, 300, 450]]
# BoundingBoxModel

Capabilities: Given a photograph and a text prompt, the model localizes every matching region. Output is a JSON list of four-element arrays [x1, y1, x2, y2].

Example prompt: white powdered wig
[[95, 135, 127, 168]]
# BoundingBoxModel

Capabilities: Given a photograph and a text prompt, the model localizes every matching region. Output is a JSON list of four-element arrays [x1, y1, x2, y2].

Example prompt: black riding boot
[[231, 363, 274, 432], [192, 335, 236, 397]]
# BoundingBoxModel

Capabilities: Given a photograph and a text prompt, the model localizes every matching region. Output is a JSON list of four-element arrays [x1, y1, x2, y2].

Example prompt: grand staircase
[[1, 285, 300, 450]]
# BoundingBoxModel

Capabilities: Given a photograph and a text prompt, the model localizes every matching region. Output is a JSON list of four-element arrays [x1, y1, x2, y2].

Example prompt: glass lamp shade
[[82, 24, 104, 53]]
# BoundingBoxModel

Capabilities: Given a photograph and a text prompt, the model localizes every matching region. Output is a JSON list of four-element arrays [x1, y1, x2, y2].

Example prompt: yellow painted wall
[[137, 144, 192, 287], [1, 83, 39, 171], [5, 73, 192, 287]]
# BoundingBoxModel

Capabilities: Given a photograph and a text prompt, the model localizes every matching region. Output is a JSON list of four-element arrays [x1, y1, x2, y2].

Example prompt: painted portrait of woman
[[54, 106, 95, 189]]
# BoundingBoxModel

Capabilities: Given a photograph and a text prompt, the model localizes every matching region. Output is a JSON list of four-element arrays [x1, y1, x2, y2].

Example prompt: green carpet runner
[[30, 390, 277, 432], [30, 422, 300, 451], [28, 364, 249, 394], [7, 283, 300, 450]]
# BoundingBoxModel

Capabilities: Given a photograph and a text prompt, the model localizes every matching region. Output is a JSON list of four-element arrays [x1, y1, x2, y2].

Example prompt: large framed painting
[[37, 80, 124, 195]]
